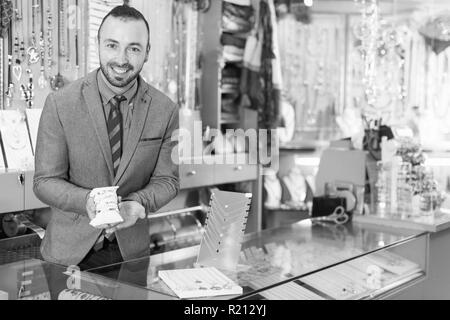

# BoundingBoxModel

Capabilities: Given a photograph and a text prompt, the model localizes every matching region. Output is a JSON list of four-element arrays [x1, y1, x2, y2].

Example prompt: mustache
[[108, 63, 134, 70]]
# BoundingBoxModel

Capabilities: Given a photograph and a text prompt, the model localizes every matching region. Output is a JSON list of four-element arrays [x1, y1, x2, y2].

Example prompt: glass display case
[[84, 220, 428, 300], [0, 258, 175, 300], [0, 219, 429, 300]]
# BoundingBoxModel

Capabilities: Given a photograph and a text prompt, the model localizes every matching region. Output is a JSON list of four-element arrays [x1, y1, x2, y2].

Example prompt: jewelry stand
[[196, 190, 252, 272]]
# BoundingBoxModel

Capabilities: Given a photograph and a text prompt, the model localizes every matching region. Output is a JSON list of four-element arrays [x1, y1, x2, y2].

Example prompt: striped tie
[[108, 95, 126, 176]]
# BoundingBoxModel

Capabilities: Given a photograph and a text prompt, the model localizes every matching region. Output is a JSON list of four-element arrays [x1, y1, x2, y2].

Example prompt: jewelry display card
[[249, 274, 325, 300], [58, 289, 110, 300], [0, 110, 34, 170], [196, 190, 252, 271], [25, 108, 42, 154], [158, 267, 243, 299], [364, 250, 420, 276]]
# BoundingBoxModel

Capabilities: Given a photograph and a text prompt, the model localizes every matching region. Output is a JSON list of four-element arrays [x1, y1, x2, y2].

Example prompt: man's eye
[[129, 47, 141, 53], [106, 43, 117, 49]]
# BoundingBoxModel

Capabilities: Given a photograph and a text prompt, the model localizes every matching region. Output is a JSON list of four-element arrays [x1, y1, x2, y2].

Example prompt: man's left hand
[[105, 201, 146, 234]]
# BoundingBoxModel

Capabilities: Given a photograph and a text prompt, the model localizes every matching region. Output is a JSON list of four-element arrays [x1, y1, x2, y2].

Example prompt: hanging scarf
[[241, 0, 282, 129], [0, 0, 13, 38]]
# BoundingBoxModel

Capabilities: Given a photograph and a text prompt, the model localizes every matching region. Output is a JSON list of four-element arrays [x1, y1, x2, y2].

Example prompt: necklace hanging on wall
[[12, 0, 22, 83], [13, 36, 22, 82], [27, 0, 40, 65], [59, 0, 66, 58], [74, 0, 79, 77], [17, 0, 25, 67], [20, 69, 34, 108], [64, 0, 71, 72], [50, 0, 65, 91], [5, 20, 14, 107], [46, 1, 54, 81], [38, 0, 46, 88]]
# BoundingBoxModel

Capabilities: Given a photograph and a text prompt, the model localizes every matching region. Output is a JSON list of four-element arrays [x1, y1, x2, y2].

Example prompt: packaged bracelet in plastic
[[89, 186, 123, 228]]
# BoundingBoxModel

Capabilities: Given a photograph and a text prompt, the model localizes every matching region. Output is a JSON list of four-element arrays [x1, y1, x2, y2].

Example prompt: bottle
[[375, 161, 389, 217]]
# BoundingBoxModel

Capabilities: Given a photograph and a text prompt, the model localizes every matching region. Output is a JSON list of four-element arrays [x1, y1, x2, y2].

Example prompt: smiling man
[[33, 5, 179, 270]]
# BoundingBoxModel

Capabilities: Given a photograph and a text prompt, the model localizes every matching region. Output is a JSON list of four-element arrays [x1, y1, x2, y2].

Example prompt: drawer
[[24, 171, 47, 210], [179, 163, 215, 189], [214, 163, 258, 185], [0, 171, 24, 213]]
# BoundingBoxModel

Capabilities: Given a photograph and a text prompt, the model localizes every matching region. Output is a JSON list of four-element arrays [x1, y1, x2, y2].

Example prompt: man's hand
[[86, 193, 122, 230], [86, 194, 96, 221], [105, 201, 146, 235]]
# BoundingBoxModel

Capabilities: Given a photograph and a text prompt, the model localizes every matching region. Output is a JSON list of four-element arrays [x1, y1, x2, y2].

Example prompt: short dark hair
[[97, 5, 150, 48]]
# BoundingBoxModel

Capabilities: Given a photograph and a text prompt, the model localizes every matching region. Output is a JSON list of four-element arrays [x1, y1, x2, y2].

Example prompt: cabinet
[[199, 0, 262, 232], [0, 170, 46, 214], [180, 155, 257, 190]]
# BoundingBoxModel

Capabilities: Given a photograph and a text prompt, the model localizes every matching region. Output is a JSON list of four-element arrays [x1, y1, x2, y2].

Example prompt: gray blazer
[[33, 70, 179, 267]]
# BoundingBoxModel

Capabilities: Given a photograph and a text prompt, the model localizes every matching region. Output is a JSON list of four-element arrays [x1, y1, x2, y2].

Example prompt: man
[[33, 5, 179, 270]]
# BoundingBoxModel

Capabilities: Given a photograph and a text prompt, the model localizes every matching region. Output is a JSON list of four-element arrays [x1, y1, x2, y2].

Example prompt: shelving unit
[[199, 0, 262, 233]]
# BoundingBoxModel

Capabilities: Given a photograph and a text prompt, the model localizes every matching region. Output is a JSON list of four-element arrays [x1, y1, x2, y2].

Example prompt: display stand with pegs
[[196, 190, 252, 272]]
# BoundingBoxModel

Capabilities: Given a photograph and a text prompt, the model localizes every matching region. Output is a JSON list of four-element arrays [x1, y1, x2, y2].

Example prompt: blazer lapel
[[113, 78, 152, 185], [82, 70, 115, 183]]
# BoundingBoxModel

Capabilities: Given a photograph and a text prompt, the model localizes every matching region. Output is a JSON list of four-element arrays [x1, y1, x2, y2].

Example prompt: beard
[[100, 61, 142, 88]]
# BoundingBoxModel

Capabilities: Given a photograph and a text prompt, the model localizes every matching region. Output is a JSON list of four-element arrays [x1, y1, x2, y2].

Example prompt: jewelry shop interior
[[1, 0, 450, 300]]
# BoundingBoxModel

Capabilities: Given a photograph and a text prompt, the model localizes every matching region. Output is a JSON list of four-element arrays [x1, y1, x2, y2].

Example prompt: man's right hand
[[86, 193, 122, 229], [86, 194, 96, 221]]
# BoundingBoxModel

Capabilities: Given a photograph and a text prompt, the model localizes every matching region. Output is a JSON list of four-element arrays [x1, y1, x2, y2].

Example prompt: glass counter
[[86, 220, 428, 300], [0, 258, 175, 300], [0, 220, 428, 300]]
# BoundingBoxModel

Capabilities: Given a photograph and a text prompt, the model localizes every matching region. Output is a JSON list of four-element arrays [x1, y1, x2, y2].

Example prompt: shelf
[[354, 210, 450, 233]]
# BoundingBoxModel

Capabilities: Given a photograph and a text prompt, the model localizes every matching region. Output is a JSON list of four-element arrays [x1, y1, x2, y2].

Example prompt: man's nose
[[116, 49, 129, 64]]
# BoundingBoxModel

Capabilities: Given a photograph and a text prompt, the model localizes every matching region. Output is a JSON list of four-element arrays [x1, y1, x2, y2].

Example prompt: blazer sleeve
[[123, 104, 180, 216], [33, 93, 91, 215]]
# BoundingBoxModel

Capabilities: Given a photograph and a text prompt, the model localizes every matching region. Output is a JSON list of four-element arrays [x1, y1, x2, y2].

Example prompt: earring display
[[0, 110, 34, 170], [196, 190, 252, 272], [158, 267, 242, 299]]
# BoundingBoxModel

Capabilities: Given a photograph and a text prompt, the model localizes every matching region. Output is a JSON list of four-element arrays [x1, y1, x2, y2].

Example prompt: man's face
[[98, 16, 150, 88]]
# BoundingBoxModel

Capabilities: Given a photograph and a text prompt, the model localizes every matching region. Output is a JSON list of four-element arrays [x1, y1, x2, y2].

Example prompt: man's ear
[[144, 44, 151, 63]]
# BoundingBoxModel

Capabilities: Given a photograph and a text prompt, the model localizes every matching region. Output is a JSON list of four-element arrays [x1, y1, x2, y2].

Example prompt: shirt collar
[[97, 69, 138, 106]]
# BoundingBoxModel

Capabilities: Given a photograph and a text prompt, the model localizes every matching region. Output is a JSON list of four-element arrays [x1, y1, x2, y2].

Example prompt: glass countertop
[[87, 220, 427, 300], [0, 258, 176, 300]]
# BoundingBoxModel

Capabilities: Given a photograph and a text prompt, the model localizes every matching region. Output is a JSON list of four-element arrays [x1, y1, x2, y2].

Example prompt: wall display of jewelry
[[277, 13, 346, 142], [1, 0, 89, 111], [346, 10, 412, 124], [346, 1, 450, 148], [127, 0, 201, 110]]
